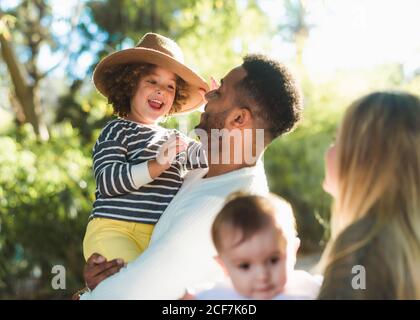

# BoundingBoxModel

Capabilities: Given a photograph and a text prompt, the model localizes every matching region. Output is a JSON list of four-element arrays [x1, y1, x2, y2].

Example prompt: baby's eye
[[147, 79, 157, 84], [168, 84, 175, 90], [238, 263, 250, 271], [269, 256, 280, 265]]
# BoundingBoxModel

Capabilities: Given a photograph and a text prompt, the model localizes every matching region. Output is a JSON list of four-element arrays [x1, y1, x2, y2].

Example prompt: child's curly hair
[[101, 63, 190, 117]]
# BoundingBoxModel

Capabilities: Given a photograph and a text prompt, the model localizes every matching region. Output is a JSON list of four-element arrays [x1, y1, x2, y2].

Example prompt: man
[[79, 54, 303, 299]]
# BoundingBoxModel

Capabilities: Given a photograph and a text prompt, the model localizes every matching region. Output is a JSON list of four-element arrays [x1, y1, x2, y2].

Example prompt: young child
[[189, 192, 322, 300], [83, 33, 208, 264]]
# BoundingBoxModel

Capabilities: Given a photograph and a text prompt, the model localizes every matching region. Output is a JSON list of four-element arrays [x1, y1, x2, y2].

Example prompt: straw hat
[[93, 33, 209, 113]]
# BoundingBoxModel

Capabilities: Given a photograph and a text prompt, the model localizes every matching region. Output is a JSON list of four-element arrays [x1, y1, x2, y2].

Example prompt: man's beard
[[194, 108, 227, 134], [194, 109, 231, 165]]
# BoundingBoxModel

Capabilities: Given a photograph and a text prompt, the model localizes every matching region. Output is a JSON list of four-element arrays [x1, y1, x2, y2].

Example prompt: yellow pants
[[83, 217, 154, 263]]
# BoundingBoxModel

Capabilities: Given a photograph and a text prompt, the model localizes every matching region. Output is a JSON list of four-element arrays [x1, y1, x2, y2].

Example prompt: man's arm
[[80, 204, 222, 299], [81, 232, 202, 299], [83, 253, 125, 290]]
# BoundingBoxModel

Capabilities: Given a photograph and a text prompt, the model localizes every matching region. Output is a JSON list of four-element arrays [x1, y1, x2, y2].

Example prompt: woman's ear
[[228, 107, 252, 129], [214, 255, 229, 276]]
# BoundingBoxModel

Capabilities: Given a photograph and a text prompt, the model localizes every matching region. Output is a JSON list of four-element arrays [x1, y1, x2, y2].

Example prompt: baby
[[190, 192, 322, 300]]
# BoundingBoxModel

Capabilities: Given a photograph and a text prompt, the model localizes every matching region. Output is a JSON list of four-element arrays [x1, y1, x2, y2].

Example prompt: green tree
[[0, 124, 94, 298], [0, 0, 82, 140], [277, 0, 315, 70]]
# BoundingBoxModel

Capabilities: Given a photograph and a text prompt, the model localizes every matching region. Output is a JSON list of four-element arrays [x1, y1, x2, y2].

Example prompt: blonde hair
[[320, 91, 420, 299]]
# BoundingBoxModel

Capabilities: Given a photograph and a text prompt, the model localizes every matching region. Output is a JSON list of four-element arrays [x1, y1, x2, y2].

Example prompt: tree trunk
[[0, 32, 49, 140]]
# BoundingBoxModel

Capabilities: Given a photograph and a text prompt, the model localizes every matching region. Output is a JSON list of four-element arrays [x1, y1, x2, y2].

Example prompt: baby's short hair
[[211, 192, 296, 253]]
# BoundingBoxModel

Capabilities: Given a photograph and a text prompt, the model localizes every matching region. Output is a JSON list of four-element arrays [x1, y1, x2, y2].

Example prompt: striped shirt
[[90, 118, 207, 224]]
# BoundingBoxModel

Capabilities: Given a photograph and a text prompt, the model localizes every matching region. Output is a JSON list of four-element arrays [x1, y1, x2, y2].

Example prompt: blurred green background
[[1, 0, 419, 299]]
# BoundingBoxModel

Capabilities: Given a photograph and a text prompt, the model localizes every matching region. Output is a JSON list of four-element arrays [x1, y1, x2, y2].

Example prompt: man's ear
[[214, 256, 229, 276], [227, 107, 252, 129]]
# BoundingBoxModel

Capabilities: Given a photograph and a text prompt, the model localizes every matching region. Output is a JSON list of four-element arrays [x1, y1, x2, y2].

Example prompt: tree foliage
[[1, 0, 419, 299], [0, 123, 94, 298]]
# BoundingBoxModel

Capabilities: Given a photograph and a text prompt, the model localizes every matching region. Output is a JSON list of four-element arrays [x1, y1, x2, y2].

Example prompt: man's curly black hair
[[236, 54, 303, 141]]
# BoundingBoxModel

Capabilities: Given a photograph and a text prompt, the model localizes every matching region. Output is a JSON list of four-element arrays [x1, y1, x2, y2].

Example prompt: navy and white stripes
[[90, 118, 207, 224]]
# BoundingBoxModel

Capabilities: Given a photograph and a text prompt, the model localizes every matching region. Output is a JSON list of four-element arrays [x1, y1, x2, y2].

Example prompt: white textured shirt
[[81, 161, 269, 299], [194, 271, 323, 300]]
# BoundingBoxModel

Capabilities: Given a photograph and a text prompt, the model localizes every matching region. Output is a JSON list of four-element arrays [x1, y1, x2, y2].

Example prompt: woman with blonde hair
[[319, 91, 420, 299]]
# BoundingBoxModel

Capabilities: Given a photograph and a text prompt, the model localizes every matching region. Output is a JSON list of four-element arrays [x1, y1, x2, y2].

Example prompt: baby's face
[[218, 226, 288, 299], [130, 66, 177, 124]]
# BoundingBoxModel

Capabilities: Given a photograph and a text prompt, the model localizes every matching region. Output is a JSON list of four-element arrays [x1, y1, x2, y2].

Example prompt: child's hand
[[210, 76, 220, 90], [148, 134, 188, 179], [156, 134, 188, 167]]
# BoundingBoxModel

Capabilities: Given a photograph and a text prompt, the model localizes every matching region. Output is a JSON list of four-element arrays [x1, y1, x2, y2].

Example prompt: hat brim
[[93, 47, 209, 114]]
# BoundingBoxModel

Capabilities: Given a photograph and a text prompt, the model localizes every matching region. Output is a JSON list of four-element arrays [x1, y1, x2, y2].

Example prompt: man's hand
[[84, 253, 125, 290], [210, 76, 220, 90]]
